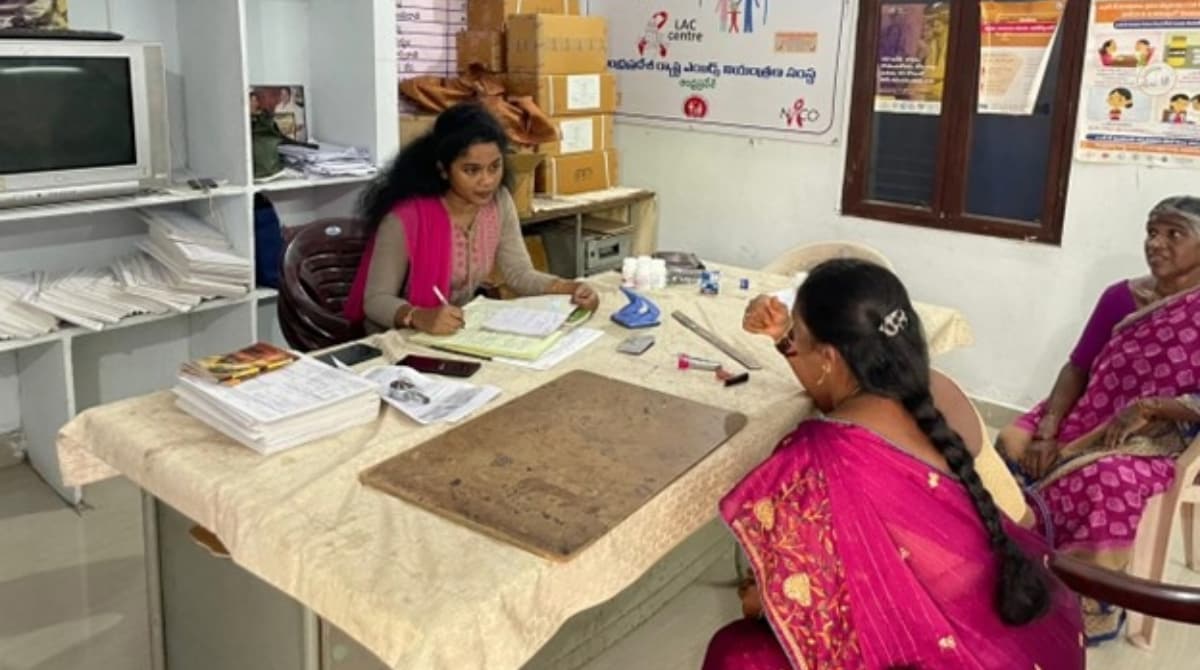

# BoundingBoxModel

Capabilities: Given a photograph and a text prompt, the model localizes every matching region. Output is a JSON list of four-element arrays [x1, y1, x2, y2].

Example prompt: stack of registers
[[457, 0, 619, 196], [175, 342, 379, 455], [410, 295, 602, 370], [0, 209, 253, 341]]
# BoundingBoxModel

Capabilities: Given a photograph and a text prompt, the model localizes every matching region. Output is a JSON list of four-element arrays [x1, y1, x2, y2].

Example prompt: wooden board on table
[[360, 370, 747, 561]]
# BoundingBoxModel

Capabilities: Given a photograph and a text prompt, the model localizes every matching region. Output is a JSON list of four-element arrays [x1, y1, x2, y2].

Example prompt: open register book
[[409, 295, 589, 360], [175, 352, 379, 455]]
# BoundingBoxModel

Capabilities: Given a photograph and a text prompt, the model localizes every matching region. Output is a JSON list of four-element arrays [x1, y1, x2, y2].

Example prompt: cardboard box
[[507, 15, 607, 76], [507, 72, 618, 116], [398, 114, 437, 149], [456, 30, 505, 73], [536, 149, 618, 195], [540, 115, 614, 157], [468, 0, 581, 32], [508, 152, 545, 217]]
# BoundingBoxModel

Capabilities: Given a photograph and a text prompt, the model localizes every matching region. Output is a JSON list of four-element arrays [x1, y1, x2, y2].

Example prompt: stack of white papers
[[2, 210, 254, 341], [495, 327, 604, 371], [482, 306, 571, 338], [0, 273, 59, 340], [363, 365, 500, 425], [278, 142, 377, 178], [137, 209, 253, 299], [174, 356, 380, 455], [20, 269, 170, 331]]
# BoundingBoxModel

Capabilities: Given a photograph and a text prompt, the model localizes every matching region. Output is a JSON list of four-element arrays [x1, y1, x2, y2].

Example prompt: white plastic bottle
[[622, 257, 638, 287]]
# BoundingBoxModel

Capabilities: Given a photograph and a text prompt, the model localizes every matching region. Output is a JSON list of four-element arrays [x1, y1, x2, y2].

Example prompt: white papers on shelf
[[494, 327, 604, 371], [2, 208, 254, 342], [20, 270, 168, 331], [278, 141, 376, 178], [174, 356, 380, 455], [362, 365, 500, 425], [0, 273, 59, 340]]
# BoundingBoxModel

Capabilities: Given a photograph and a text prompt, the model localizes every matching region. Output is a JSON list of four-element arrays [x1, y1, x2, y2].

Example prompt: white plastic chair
[[762, 241, 894, 275], [1125, 436, 1200, 648]]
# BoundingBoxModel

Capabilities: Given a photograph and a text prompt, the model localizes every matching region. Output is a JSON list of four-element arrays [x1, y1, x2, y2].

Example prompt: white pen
[[432, 286, 449, 306]]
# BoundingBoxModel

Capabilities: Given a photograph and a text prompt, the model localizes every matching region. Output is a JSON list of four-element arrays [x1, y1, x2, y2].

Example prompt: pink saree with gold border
[[707, 420, 1084, 670]]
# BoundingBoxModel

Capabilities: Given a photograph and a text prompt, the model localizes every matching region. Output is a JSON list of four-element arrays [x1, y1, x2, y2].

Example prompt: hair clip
[[879, 308, 909, 338]]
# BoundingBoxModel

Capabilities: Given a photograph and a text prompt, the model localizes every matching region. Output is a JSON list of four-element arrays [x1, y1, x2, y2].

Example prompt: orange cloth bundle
[[399, 69, 558, 147]]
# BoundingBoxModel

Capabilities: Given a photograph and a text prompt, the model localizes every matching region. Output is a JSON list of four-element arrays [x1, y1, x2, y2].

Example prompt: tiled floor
[[1, 461, 1197, 670]]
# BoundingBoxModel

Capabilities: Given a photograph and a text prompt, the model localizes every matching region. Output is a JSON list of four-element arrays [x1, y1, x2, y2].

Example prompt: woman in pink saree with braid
[[999, 195, 1200, 641], [704, 260, 1084, 670]]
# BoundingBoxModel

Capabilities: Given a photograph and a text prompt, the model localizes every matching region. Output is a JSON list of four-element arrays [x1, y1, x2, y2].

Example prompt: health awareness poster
[[586, 0, 851, 143], [1075, 0, 1200, 167]]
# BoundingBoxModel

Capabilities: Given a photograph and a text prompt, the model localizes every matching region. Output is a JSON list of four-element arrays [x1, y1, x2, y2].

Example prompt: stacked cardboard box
[[506, 13, 618, 196], [458, 0, 581, 74]]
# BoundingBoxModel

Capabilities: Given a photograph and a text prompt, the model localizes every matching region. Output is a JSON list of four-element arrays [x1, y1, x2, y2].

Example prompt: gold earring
[[815, 363, 830, 387]]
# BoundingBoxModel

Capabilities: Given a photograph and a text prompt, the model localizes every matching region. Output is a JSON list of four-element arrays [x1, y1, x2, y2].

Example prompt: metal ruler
[[671, 310, 762, 370]]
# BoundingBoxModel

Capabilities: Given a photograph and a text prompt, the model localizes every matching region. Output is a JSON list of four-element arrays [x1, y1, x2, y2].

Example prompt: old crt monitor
[[0, 40, 170, 208]]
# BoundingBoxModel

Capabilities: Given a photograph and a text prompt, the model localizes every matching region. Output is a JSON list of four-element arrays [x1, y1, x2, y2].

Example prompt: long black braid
[[797, 259, 1050, 626]]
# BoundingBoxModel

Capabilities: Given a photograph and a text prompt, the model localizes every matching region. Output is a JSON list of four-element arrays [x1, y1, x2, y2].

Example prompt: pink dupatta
[[344, 196, 453, 322], [721, 420, 1084, 669]]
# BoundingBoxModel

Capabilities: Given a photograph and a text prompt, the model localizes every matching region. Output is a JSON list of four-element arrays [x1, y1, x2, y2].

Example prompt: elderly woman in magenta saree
[[999, 196, 1200, 640], [707, 260, 1084, 670]]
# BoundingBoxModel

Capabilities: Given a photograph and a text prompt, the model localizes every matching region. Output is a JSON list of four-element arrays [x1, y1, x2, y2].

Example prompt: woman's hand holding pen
[[410, 286, 464, 335], [411, 306, 464, 335]]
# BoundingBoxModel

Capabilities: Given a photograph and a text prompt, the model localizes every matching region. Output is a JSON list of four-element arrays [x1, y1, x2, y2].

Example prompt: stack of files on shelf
[[3, 209, 254, 338], [174, 344, 380, 455], [0, 273, 59, 340], [137, 209, 253, 299], [20, 269, 172, 331], [277, 142, 377, 178]]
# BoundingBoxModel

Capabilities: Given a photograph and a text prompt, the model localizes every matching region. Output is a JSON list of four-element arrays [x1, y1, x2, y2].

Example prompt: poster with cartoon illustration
[[1074, 0, 1200, 167], [586, 0, 849, 142]]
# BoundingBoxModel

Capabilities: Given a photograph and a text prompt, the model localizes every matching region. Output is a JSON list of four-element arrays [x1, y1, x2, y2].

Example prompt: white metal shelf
[[0, 186, 247, 225], [253, 174, 377, 194], [0, 289, 275, 356]]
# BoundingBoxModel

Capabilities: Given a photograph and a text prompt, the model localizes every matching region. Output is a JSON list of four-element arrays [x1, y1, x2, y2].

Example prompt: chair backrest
[[762, 241, 894, 275], [278, 218, 369, 351], [930, 369, 1032, 526]]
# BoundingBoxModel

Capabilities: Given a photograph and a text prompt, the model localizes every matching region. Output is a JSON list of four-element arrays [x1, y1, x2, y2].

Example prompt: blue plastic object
[[611, 287, 661, 329]]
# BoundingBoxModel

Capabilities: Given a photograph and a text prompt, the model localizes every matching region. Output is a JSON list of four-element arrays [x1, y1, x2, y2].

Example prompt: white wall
[[615, 85, 1198, 410]]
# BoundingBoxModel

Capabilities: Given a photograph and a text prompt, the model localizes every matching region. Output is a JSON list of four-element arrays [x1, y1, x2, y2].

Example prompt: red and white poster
[[586, 0, 850, 143]]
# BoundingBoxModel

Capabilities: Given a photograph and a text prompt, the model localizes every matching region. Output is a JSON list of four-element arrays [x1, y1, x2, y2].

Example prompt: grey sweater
[[363, 188, 558, 331]]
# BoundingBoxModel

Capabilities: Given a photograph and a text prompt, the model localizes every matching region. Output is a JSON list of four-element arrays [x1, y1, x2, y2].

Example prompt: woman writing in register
[[998, 195, 1200, 639], [705, 260, 1083, 669], [343, 103, 599, 334]]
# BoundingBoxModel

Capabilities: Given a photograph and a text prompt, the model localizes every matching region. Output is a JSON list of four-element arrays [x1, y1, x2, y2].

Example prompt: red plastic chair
[[278, 218, 369, 351]]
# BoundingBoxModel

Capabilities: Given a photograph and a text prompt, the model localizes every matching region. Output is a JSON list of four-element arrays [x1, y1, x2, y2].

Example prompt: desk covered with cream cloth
[[57, 265, 974, 669]]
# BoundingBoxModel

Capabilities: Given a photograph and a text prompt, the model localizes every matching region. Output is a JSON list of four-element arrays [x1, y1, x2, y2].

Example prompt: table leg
[[574, 213, 584, 278], [142, 493, 166, 670]]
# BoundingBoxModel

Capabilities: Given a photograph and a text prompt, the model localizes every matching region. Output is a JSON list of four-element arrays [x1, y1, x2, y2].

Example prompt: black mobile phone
[[315, 343, 383, 367], [398, 354, 482, 378]]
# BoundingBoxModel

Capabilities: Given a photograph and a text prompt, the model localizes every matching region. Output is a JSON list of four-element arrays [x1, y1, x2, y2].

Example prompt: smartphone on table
[[398, 354, 481, 379], [314, 343, 383, 367]]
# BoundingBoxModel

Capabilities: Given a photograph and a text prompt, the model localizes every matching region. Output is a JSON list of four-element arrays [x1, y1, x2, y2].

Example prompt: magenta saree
[[1015, 285, 1200, 560], [706, 420, 1084, 670]]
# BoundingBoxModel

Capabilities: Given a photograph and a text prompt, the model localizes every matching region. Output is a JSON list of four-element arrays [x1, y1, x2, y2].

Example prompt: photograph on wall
[[977, 1, 1063, 115], [0, 0, 68, 28], [1075, 0, 1200, 167], [249, 85, 308, 143], [588, 0, 849, 143], [873, 1, 950, 115]]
